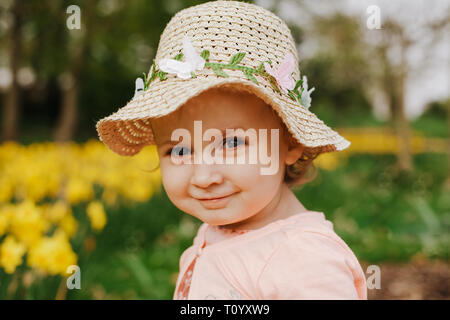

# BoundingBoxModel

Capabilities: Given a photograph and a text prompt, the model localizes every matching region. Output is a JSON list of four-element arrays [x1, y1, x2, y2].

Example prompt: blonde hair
[[263, 103, 318, 189], [283, 130, 319, 189]]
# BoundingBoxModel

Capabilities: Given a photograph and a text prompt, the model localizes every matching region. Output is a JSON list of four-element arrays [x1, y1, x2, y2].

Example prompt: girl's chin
[[198, 212, 255, 227], [199, 214, 235, 226]]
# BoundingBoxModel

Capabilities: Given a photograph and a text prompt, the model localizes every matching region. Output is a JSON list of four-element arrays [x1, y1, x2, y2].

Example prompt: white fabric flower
[[181, 35, 205, 71], [134, 77, 144, 98], [158, 36, 205, 79], [300, 75, 315, 109]]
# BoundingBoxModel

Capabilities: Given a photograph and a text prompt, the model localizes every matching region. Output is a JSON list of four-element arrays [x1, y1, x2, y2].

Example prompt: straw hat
[[96, 0, 350, 157]]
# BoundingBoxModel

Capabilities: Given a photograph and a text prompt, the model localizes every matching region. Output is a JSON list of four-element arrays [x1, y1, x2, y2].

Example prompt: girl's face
[[151, 86, 303, 227]]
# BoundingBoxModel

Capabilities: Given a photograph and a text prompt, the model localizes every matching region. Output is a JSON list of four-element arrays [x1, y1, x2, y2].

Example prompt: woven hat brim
[[96, 73, 350, 156]]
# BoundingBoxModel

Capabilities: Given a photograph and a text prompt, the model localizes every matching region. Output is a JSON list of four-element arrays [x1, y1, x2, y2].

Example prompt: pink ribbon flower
[[264, 52, 296, 93]]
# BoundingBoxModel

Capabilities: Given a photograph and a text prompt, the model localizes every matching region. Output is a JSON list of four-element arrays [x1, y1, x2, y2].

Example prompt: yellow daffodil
[[27, 229, 77, 276], [86, 201, 107, 231], [59, 213, 78, 238], [0, 236, 27, 274], [9, 200, 50, 247]]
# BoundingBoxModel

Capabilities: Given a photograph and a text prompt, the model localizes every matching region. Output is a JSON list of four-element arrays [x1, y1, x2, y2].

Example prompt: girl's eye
[[167, 146, 191, 156], [223, 136, 245, 149]]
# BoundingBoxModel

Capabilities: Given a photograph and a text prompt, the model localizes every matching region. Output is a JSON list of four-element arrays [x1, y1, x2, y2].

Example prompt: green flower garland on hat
[[134, 36, 315, 110]]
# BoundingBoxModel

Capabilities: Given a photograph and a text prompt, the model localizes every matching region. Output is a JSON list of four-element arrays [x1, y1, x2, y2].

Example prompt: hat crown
[[154, 0, 300, 79], [95, 0, 351, 157]]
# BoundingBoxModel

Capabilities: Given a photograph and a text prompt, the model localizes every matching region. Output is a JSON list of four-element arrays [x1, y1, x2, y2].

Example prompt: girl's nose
[[190, 163, 223, 188]]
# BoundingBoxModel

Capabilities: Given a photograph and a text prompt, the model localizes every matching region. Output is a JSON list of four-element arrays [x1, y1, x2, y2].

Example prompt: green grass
[[412, 113, 449, 138]]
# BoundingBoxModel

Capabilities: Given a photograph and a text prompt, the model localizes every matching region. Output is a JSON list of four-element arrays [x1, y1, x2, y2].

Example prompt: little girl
[[96, 0, 367, 300]]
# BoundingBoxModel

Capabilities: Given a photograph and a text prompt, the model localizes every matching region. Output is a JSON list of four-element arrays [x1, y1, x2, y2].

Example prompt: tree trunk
[[393, 38, 413, 172], [53, 41, 84, 142], [392, 77, 413, 172], [2, 0, 23, 142], [53, 79, 79, 142], [53, 1, 92, 142], [382, 39, 413, 173], [2, 79, 20, 142]]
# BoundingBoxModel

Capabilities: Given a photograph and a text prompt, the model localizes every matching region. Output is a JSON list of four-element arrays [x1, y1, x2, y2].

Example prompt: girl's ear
[[284, 135, 304, 166]]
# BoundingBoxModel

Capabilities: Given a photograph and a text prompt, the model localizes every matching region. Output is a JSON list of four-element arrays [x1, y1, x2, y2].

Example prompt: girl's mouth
[[198, 193, 237, 209]]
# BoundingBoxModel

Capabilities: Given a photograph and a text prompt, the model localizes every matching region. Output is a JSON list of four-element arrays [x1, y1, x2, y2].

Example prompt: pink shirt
[[173, 211, 367, 300]]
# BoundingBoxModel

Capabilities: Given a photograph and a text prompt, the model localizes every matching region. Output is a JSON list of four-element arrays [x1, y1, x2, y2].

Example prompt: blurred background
[[0, 0, 448, 299]]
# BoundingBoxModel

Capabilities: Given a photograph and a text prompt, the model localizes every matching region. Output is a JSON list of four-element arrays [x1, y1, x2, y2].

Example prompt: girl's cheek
[[160, 161, 190, 194], [224, 162, 264, 189]]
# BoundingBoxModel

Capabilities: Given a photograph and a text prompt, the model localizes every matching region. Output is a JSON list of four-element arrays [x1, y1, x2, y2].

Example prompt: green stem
[[204, 62, 262, 75]]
